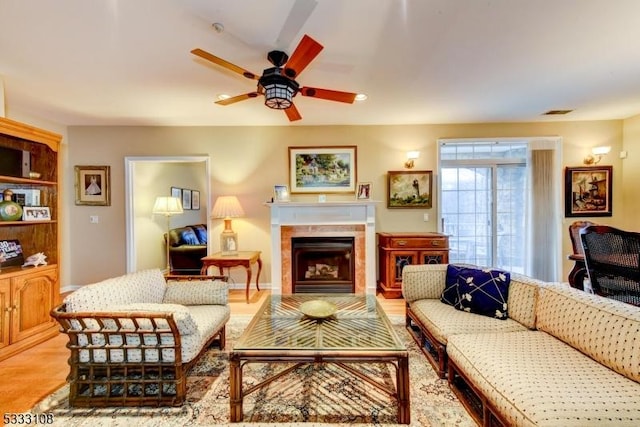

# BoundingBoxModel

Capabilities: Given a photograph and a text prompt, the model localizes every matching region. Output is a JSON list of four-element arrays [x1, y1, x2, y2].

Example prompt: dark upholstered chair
[[567, 220, 596, 290], [166, 224, 207, 275], [580, 225, 640, 306]]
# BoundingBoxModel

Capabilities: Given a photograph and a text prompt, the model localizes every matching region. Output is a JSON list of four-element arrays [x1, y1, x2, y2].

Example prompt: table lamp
[[152, 196, 183, 271], [212, 195, 245, 255]]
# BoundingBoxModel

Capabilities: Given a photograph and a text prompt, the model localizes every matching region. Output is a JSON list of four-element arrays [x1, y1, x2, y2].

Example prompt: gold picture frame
[[74, 165, 111, 206], [387, 170, 433, 208], [288, 146, 357, 194]]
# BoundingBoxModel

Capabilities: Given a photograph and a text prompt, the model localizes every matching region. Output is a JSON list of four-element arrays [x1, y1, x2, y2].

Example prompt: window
[[438, 138, 561, 280]]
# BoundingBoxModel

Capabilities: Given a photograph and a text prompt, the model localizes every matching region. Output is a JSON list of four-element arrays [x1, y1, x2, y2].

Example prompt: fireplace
[[292, 237, 355, 293], [267, 201, 378, 295]]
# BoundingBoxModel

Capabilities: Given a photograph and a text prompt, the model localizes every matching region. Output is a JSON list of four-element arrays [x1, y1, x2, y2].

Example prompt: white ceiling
[[2, 0, 640, 127]]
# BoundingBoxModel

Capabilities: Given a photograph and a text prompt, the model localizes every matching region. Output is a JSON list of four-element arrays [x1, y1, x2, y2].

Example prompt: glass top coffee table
[[229, 293, 410, 424]]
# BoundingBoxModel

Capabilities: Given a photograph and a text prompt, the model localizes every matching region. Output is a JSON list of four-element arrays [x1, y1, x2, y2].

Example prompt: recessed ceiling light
[[217, 94, 231, 100], [355, 93, 368, 101]]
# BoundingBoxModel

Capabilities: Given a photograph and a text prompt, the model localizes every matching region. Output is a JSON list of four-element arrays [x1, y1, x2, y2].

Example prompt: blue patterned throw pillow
[[457, 267, 510, 319], [441, 264, 466, 307]]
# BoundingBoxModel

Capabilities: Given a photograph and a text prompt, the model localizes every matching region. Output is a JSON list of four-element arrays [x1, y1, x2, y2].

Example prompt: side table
[[201, 251, 262, 303]]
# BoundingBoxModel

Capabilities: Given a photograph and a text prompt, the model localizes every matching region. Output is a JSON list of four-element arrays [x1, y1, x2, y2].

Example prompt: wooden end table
[[201, 251, 262, 303]]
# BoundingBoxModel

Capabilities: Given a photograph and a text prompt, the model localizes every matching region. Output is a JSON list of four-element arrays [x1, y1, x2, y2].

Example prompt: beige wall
[[62, 120, 626, 287], [622, 114, 640, 231]]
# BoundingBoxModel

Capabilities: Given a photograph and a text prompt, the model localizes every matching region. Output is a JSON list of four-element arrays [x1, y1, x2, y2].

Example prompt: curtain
[[526, 142, 561, 281]]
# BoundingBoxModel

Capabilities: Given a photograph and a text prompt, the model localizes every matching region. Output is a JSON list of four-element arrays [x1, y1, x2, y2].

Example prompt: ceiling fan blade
[[215, 92, 260, 106], [276, 0, 318, 49], [300, 87, 357, 103], [285, 104, 302, 121], [284, 35, 323, 78], [191, 48, 259, 80]]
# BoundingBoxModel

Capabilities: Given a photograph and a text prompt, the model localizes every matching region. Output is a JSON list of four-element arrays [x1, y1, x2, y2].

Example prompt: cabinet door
[[11, 268, 57, 343], [419, 250, 449, 265], [390, 251, 419, 286], [0, 280, 10, 349]]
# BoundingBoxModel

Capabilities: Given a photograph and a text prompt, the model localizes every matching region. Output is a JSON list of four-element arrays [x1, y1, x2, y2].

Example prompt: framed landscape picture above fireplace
[[288, 146, 357, 194]]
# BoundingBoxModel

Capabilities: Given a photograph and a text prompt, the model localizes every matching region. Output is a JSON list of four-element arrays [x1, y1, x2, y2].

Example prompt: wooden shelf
[[0, 175, 57, 186], [0, 220, 57, 227]]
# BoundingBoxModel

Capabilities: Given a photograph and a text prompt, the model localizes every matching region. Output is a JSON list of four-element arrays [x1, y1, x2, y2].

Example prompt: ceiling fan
[[191, 34, 358, 121]]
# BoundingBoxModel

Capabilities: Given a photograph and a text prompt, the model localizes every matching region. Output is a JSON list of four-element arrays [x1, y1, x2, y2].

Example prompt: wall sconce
[[405, 151, 420, 169], [583, 146, 611, 165]]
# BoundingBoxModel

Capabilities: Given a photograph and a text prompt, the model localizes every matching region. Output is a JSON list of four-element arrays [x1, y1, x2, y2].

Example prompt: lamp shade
[[212, 196, 245, 219], [152, 196, 183, 216]]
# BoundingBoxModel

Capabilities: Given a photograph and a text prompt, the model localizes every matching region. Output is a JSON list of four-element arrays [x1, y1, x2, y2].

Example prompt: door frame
[[124, 155, 211, 273]]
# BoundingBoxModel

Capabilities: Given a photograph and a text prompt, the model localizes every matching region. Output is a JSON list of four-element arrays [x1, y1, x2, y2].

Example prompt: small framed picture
[[191, 190, 200, 210], [221, 233, 238, 255], [75, 165, 111, 206], [23, 206, 51, 221], [356, 182, 372, 200], [274, 184, 290, 202], [182, 189, 192, 210], [170, 186, 182, 200]]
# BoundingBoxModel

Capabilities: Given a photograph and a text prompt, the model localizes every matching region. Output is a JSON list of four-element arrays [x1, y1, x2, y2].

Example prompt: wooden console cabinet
[[377, 232, 449, 298], [0, 117, 62, 361]]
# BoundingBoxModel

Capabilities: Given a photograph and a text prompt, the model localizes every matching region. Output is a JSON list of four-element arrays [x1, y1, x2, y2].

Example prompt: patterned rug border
[[31, 314, 474, 427]]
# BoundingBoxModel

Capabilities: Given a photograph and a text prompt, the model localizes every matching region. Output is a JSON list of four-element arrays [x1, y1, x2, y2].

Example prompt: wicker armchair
[[580, 225, 640, 306]]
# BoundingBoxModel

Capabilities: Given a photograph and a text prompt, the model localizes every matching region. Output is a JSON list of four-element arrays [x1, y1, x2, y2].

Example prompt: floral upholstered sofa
[[403, 264, 640, 426], [51, 269, 230, 407]]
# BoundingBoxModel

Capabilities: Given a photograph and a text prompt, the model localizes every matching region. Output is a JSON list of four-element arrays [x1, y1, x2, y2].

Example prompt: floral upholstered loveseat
[[403, 264, 640, 426], [51, 269, 229, 407]]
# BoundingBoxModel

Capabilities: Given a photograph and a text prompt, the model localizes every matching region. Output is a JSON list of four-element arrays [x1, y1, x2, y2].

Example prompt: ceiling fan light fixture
[[259, 69, 299, 110]]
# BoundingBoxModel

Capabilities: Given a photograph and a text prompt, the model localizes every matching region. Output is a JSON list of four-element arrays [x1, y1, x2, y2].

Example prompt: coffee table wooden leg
[[229, 354, 243, 422], [255, 256, 262, 292], [397, 355, 411, 424]]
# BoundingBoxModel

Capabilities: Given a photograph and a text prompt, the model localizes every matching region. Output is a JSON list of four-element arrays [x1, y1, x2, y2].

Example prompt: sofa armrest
[[402, 264, 448, 302], [51, 303, 184, 365]]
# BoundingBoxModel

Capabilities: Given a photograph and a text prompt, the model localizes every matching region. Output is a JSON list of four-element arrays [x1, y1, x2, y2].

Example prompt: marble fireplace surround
[[267, 201, 377, 294]]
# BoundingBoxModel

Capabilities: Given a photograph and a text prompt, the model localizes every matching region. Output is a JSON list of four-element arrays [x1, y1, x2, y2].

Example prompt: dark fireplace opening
[[292, 237, 355, 293]]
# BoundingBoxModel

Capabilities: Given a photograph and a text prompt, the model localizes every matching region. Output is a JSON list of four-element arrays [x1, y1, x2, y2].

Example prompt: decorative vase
[[0, 189, 23, 221]]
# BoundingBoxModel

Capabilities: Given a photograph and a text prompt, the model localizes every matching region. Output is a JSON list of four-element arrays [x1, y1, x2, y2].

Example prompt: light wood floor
[[0, 290, 406, 415]]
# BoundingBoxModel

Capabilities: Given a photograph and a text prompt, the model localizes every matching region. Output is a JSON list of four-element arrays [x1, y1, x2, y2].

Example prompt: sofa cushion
[[402, 264, 448, 302], [447, 331, 640, 426], [109, 303, 199, 336], [64, 269, 167, 312], [442, 265, 510, 319], [536, 284, 640, 383], [410, 299, 527, 344], [441, 264, 465, 306], [163, 280, 228, 306]]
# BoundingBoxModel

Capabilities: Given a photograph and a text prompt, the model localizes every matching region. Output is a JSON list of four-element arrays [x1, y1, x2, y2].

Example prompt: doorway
[[124, 156, 211, 273]]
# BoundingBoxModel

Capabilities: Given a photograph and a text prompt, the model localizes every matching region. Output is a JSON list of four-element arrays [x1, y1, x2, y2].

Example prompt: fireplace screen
[[292, 237, 355, 293]]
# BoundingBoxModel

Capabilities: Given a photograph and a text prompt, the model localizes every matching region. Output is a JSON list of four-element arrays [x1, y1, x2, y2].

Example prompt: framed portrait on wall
[[74, 165, 111, 206], [182, 189, 192, 210]]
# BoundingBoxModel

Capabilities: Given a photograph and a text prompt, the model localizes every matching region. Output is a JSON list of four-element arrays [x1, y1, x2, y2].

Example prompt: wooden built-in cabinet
[[377, 232, 449, 298], [0, 117, 62, 361]]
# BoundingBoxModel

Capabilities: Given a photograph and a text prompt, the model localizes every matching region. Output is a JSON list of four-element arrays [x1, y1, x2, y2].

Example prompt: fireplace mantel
[[267, 201, 378, 294]]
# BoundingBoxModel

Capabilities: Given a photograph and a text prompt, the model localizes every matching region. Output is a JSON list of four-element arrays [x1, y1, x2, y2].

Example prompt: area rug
[[32, 315, 474, 427]]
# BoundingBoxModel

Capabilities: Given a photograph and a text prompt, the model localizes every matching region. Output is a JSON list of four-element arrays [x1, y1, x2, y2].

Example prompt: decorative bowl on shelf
[[28, 171, 41, 179], [299, 299, 338, 319]]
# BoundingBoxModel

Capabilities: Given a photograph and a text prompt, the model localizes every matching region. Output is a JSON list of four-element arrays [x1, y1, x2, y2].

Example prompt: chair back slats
[[580, 225, 640, 306]]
